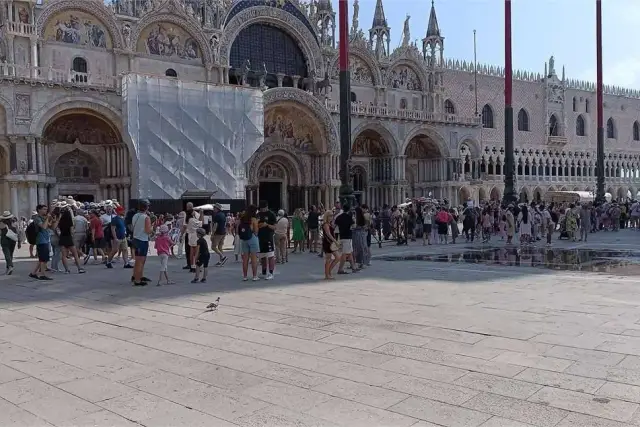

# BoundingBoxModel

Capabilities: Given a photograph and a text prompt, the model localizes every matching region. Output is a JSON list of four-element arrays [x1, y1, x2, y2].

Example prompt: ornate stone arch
[[351, 121, 398, 156], [0, 93, 15, 135], [457, 135, 481, 158], [132, 12, 211, 64], [36, 0, 124, 49], [248, 146, 307, 186], [264, 87, 338, 153], [329, 46, 382, 86], [385, 58, 427, 92], [401, 125, 449, 158], [30, 96, 139, 197], [221, 6, 323, 75], [52, 147, 102, 182]]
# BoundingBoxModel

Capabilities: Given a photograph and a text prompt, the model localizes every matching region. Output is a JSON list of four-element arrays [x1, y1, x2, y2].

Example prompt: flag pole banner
[[123, 74, 264, 200]]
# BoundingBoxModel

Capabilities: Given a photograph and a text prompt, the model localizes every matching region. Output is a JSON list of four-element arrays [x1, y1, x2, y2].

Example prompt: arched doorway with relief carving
[[405, 133, 447, 200], [42, 110, 131, 204], [351, 129, 393, 208]]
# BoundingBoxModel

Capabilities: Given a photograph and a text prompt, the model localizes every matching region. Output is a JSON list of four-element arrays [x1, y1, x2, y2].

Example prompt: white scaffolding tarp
[[123, 74, 264, 200]]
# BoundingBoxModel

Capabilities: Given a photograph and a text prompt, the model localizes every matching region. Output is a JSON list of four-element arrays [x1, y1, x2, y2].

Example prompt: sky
[[331, 0, 640, 89]]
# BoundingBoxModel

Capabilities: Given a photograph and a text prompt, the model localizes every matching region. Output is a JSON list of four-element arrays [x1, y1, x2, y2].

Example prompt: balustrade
[[0, 63, 120, 90], [6, 21, 36, 36]]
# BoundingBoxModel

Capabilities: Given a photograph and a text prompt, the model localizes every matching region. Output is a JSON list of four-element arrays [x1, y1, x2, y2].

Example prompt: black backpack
[[26, 221, 38, 245], [237, 222, 253, 241]]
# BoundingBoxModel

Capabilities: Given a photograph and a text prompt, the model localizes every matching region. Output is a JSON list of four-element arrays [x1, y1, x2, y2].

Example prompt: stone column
[[28, 182, 37, 211], [10, 183, 19, 217], [28, 139, 36, 172], [276, 73, 285, 87], [304, 188, 309, 209], [316, 188, 321, 207], [6, 35, 15, 76], [37, 184, 46, 205], [105, 148, 111, 178], [30, 38, 38, 78], [36, 138, 43, 174], [111, 147, 117, 177], [123, 186, 130, 209]]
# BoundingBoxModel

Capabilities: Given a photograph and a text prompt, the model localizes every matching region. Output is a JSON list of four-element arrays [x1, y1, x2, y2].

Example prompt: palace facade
[[1, 0, 640, 218]]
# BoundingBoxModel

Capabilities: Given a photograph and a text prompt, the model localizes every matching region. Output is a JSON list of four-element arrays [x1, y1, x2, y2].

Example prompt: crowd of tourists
[[1, 195, 638, 281]]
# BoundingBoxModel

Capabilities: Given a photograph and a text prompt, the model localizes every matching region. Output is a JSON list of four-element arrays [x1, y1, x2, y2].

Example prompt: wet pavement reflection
[[378, 248, 640, 276]]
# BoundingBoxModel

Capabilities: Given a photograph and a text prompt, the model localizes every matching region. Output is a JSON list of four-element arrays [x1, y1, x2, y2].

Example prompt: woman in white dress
[[518, 205, 532, 245]]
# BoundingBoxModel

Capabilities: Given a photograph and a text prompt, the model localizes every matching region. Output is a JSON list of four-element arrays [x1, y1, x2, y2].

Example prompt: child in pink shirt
[[154, 225, 174, 286]]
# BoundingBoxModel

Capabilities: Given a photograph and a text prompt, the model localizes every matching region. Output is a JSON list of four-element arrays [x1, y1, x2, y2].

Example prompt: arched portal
[[255, 154, 301, 212], [490, 187, 501, 201], [519, 187, 530, 203], [459, 186, 472, 204], [229, 23, 308, 88], [42, 110, 131, 204], [478, 187, 488, 202], [533, 187, 543, 203], [351, 129, 392, 208], [247, 99, 327, 211], [405, 132, 447, 202]]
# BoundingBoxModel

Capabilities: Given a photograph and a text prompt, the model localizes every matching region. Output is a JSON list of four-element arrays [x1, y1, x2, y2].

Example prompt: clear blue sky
[[332, 0, 640, 89]]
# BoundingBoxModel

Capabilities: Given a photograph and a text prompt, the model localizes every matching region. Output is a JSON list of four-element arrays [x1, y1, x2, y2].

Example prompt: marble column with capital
[[28, 183, 37, 210], [37, 184, 46, 205], [10, 183, 19, 218]]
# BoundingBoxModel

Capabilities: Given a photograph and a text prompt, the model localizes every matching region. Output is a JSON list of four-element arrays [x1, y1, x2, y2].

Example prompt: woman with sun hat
[[0, 211, 20, 275]]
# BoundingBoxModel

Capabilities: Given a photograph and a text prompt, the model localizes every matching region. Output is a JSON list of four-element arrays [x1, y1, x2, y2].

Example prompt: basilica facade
[[1, 0, 640, 218]]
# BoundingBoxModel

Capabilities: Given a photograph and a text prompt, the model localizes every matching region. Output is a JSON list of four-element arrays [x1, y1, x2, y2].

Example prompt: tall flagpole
[[595, 0, 605, 203], [473, 30, 478, 116], [502, 0, 516, 204], [338, 0, 354, 206]]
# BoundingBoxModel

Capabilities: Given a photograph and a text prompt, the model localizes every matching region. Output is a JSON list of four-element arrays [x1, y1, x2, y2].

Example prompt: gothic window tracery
[[444, 99, 455, 115], [549, 114, 559, 136], [54, 149, 100, 183], [481, 104, 494, 129], [607, 117, 616, 139], [229, 23, 307, 86], [576, 115, 586, 137], [517, 109, 529, 131]]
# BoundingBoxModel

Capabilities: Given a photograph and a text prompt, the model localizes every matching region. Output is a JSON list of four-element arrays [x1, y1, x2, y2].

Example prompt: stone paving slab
[[0, 231, 640, 425]]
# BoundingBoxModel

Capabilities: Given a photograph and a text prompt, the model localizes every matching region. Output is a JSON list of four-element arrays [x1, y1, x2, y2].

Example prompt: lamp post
[[502, 0, 517, 205], [595, 0, 605, 203], [338, 0, 354, 207]]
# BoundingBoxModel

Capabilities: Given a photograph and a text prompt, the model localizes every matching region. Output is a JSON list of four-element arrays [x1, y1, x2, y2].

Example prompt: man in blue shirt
[[29, 204, 54, 280], [106, 207, 128, 269]]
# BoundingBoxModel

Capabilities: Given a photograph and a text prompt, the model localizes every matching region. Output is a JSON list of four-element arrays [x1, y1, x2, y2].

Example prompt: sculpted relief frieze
[[137, 23, 201, 60], [389, 65, 422, 91], [331, 55, 374, 85]]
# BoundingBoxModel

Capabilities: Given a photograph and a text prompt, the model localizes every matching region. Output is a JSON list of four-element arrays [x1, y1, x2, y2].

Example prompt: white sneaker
[[252, 276, 260, 281], [266, 273, 274, 280], [242, 277, 248, 281]]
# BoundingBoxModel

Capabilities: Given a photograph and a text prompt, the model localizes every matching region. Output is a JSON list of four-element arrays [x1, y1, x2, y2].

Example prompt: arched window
[[585, 99, 590, 113], [517, 109, 529, 131], [444, 99, 455, 114], [350, 92, 357, 103], [399, 98, 408, 109], [576, 115, 586, 137], [165, 68, 178, 78], [607, 117, 616, 139], [482, 104, 494, 128], [634, 121, 640, 141], [549, 114, 559, 136], [572, 97, 577, 112], [72, 57, 87, 83], [230, 23, 308, 87]]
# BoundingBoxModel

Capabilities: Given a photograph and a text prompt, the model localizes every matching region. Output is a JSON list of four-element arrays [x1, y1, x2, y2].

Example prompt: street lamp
[[338, 0, 354, 207]]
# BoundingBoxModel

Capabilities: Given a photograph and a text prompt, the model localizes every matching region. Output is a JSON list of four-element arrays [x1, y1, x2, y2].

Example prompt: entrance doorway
[[259, 182, 282, 211], [74, 194, 95, 203]]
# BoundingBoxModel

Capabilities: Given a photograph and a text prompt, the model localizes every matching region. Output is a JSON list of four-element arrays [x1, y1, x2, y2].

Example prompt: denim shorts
[[37, 243, 50, 263], [240, 234, 259, 254], [133, 239, 149, 257]]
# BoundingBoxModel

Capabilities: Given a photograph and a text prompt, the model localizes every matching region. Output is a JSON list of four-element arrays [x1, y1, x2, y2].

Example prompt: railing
[[547, 136, 568, 146], [326, 101, 481, 126], [0, 63, 120, 91], [6, 21, 37, 36]]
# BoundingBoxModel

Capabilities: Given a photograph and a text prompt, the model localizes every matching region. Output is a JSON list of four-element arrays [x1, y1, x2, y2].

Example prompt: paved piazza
[[0, 234, 639, 426]]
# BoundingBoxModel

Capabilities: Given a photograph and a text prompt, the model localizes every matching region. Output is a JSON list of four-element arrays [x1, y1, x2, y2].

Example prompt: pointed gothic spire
[[372, 0, 388, 28], [426, 0, 441, 38]]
